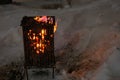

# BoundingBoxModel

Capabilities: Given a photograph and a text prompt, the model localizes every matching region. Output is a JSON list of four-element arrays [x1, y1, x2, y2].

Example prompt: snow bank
[[0, 0, 120, 79]]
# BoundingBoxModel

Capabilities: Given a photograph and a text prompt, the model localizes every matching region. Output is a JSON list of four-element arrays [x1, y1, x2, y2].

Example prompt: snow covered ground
[[0, 0, 120, 80]]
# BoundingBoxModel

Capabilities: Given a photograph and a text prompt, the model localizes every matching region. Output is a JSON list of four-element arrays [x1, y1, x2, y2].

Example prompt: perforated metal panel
[[21, 16, 55, 68]]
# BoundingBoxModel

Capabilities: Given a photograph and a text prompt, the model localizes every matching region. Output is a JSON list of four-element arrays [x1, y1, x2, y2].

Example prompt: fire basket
[[21, 16, 56, 79]]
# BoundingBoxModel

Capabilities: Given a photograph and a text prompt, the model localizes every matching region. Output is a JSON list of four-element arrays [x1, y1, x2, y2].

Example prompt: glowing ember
[[27, 29, 48, 54], [21, 16, 55, 68], [54, 22, 57, 33], [34, 16, 47, 23], [33, 35, 35, 40], [36, 50, 39, 54], [41, 29, 46, 40], [36, 44, 39, 47], [25, 16, 57, 54], [34, 16, 58, 33]]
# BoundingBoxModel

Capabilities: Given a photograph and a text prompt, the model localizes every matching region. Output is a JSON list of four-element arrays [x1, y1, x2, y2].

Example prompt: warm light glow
[[33, 35, 35, 40], [27, 29, 47, 54], [39, 42, 42, 47], [41, 29, 45, 35], [36, 44, 39, 47], [29, 29, 32, 32], [54, 21, 57, 33], [41, 29, 45, 40], [27, 16, 56, 54], [36, 37, 39, 41], [36, 50, 39, 54], [34, 16, 58, 33], [34, 16, 47, 23]]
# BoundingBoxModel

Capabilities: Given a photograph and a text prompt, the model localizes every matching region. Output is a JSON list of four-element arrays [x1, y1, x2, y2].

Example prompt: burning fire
[[34, 16, 57, 33], [28, 16, 57, 54], [27, 16, 57, 54], [54, 21, 57, 33], [34, 16, 47, 23], [27, 29, 47, 54]]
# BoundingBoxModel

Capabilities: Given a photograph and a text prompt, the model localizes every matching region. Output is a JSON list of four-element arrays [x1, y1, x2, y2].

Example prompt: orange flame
[[54, 21, 57, 33], [27, 29, 47, 54], [34, 16, 58, 33], [34, 16, 47, 23], [41, 29, 45, 40], [27, 16, 58, 54]]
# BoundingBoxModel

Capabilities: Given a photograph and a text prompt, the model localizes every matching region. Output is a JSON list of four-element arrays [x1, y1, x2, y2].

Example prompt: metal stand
[[24, 65, 29, 80], [52, 67, 55, 79], [26, 69, 29, 80], [24, 66, 55, 80]]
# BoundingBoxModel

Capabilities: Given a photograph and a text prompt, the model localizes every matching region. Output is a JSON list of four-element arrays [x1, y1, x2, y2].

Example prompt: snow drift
[[0, 0, 120, 80]]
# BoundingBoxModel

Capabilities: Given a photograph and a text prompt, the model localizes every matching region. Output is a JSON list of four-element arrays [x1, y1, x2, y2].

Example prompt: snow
[[0, 0, 120, 80]]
